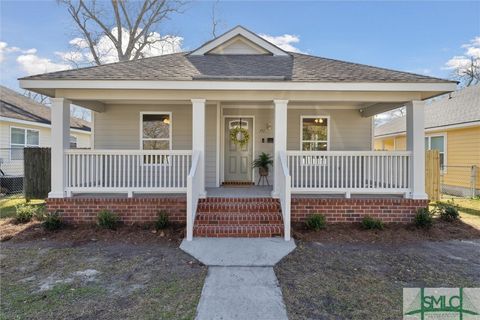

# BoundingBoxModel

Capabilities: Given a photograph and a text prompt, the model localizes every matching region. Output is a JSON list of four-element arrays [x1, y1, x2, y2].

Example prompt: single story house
[[0, 86, 91, 193], [375, 85, 479, 197], [20, 26, 457, 240]]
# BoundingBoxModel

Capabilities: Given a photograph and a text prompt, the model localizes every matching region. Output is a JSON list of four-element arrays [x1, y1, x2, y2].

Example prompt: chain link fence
[[441, 165, 478, 198], [0, 148, 25, 198]]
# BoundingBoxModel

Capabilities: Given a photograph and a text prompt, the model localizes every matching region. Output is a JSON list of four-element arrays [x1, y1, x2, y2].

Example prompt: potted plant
[[252, 152, 273, 183]]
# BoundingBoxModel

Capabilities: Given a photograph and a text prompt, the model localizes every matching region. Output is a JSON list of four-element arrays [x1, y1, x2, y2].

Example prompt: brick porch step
[[194, 198, 284, 237], [193, 225, 284, 238], [195, 212, 283, 225]]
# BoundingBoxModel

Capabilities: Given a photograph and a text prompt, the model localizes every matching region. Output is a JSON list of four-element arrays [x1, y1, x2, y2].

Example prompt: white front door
[[224, 117, 253, 183]]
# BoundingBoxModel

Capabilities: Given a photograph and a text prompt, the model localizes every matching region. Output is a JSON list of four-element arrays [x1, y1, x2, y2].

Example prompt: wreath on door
[[230, 120, 250, 148]]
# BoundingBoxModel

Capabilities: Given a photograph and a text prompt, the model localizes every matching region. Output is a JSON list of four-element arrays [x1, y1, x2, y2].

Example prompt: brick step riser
[[196, 220, 282, 225], [193, 225, 284, 238], [193, 233, 283, 238], [200, 198, 279, 203], [197, 209, 281, 214]]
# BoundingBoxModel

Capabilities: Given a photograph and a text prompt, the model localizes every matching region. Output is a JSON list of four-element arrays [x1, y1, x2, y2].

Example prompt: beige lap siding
[[291, 198, 429, 223], [287, 109, 373, 151], [46, 197, 187, 225]]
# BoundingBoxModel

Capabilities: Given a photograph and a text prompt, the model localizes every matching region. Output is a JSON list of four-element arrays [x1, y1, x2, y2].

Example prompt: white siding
[[0, 120, 91, 176]]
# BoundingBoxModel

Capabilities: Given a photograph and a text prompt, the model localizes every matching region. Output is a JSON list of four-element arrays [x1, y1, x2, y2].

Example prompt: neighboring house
[[20, 26, 457, 240], [375, 85, 480, 197], [0, 85, 91, 177]]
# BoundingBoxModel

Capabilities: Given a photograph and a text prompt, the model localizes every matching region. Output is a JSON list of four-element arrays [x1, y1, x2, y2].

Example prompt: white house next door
[[224, 117, 253, 183]]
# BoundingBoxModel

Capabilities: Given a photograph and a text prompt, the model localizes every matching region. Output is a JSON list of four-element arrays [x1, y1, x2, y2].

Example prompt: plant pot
[[259, 167, 269, 176]]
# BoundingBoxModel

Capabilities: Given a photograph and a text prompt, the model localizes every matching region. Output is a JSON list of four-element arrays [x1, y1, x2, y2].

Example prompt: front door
[[224, 117, 253, 183]]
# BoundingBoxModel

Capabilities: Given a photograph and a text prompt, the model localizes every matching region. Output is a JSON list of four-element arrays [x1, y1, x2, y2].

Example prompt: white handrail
[[64, 149, 192, 195], [279, 151, 291, 241], [287, 151, 412, 196], [186, 151, 201, 241]]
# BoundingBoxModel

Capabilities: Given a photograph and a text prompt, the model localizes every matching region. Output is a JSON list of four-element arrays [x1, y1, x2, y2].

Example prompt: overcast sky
[[1, 0, 479, 91]]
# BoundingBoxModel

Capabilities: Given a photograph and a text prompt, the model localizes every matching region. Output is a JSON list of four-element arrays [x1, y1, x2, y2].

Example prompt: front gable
[[189, 26, 289, 56]]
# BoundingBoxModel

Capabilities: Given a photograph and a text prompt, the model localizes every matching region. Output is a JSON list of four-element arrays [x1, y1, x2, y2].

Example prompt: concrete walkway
[[180, 238, 296, 320]]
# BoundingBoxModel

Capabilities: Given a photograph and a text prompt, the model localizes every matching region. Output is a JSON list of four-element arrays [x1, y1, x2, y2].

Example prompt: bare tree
[[23, 90, 50, 105], [453, 56, 480, 87], [210, 0, 221, 38], [70, 105, 91, 121], [58, 0, 185, 65]]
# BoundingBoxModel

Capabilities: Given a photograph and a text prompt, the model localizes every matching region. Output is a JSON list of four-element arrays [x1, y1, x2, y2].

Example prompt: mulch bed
[[292, 218, 480, 245], [0, 218, 185, 244]]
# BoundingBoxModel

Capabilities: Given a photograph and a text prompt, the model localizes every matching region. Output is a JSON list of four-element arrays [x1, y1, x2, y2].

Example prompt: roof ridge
[[290, 52, 456, 83]]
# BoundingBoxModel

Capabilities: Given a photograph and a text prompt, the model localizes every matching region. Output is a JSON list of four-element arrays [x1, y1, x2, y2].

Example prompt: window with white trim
[[425, 135, 446, 169], [10, 127, 39, 160], [141, 113, 171, 150], [301, 117, 329, 151]]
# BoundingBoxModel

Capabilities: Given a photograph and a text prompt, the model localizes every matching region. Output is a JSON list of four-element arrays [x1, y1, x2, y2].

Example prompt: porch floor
[[206, 186, 273, 198]]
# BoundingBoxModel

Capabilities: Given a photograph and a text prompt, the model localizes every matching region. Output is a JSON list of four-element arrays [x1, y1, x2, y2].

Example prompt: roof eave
[[19, 79, 458, 96]]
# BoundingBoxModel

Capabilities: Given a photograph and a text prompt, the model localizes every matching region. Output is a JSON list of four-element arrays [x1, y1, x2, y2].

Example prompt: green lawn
[[0, 196, 45, 218]]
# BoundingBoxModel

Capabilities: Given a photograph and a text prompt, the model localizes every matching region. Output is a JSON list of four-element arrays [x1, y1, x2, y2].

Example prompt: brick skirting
[[291, 197, 429, 223], [46, 196, 187, 225]]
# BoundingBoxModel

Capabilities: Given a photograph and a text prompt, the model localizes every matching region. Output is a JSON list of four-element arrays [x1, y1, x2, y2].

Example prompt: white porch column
[[191, 99, 206, 197], [48, 98, 71, 198], [406, 100, 427, 199], [272, 99, 288, 197]]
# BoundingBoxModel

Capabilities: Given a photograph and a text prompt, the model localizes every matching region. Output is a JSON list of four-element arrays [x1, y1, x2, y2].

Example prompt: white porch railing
[[64, 149, 192, 195], [278, 151, 291, 241], [186, 151, 201, 241], [287, 151, 412, 196]]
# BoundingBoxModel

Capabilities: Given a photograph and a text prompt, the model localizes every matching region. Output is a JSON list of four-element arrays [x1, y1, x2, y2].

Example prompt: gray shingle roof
[[20, 52, 454, 83], [375, 84, 480, 137], [0, 86, 91, 132]]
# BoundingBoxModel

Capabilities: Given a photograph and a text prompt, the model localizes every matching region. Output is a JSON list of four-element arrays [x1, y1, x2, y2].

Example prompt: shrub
[[14, 204, 37, 223], [43, 211, 63, 231], [34, 205, 47, 221], [434, 200, 460, 222], [361, 216, 384, 230], [155, 210, 169, 230], [414, 207, 433, 229], [305, 214, 326, 231], [97, 210, 119, 229]]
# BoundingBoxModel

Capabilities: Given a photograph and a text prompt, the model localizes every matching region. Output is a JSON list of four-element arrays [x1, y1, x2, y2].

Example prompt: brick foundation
[[291, 197, 429, 223], [46, 196, 187, 225]]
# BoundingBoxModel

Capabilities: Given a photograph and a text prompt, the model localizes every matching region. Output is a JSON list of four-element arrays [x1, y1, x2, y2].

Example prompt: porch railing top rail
[[286, 150, 412, 156], [65, 149, 192, 155]]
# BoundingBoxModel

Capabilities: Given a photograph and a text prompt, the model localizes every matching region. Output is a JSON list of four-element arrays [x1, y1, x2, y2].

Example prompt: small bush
[[97, 210, 119, 229], [414, 207, 433, 229], [43, 211, 63, 231], [34, 205, 47, 221], [440, 206, 459, 222], [434, 200, 460, 222], [155, 210, 169, 230], [306, 214, 326, 231], [361, 216, 384, 230], [14, 204, 37, 224]]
